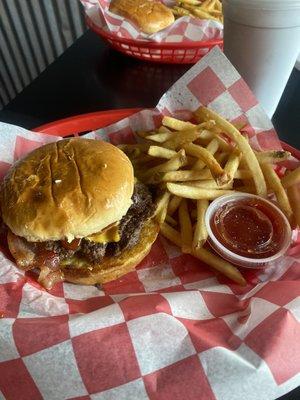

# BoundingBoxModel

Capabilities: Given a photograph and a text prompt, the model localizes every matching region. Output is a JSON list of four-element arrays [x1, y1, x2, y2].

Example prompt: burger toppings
[[61, 238, 81, 251], [6, 182, 155, 280], [107, 182, 155, 256], [45, 182, 154, 264], [85, 224, 120, 244], [44, 241, 76, 260], [38, 267, 63, 290], [35, 251, 60, 270], [80, 240, 107, 264]]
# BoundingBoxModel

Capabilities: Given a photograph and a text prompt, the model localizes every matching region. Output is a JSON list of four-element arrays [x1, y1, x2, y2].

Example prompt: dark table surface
[[1, 29, 299, 147], [0, 30, 299, 400]]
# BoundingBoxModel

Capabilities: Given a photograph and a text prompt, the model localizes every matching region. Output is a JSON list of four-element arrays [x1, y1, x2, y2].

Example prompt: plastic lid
[[223, 0, 300, 10], [223, 0, 300, 27]]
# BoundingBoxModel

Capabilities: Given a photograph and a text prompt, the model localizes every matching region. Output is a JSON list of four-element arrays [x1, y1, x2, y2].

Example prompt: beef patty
[[42, 182, 155, 265]]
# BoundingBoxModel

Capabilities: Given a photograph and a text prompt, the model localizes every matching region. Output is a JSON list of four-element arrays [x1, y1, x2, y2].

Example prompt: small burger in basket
[[0, 138, 159, 289]]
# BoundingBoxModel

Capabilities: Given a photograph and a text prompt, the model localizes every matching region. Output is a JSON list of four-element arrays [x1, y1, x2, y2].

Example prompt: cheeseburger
[[0, 138, 159, 289]]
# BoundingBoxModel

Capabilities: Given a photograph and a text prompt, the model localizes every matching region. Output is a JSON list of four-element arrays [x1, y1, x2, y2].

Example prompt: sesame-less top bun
[[109, 0, 175, 34], [0, 138, 134, 242]]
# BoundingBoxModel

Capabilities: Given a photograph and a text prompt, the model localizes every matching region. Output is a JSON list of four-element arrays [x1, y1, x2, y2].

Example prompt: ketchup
[[35, 251, 60, 270], [211, 198, 286, 259], [61, 238, 81, 251]]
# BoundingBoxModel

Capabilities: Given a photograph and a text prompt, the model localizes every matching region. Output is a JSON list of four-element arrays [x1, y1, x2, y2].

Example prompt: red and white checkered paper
[[80, 0, 223, 43], [1, 48, 300, 400]]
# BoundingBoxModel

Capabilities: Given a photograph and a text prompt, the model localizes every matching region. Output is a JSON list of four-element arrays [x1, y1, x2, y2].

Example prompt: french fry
[[186, 155, 198, 167], [196, 132, 215, 148], [287, 184, 300, 227], [281, 166, 300, 189], [118, 143, 149, 153], [142, 149, 187, 183], [167, 182, 233, 199], [261, 163, 293, 221], [234, 169, 252, 180], [178, 199, 193, 253], [184, 5, 220, 21], [235, 185, 256, 194], [171, 8, 180, 16], [148, 146, 177, 159], [224, 152, 241, 182], [183, 142, 228, 184], [161, 223, 246, 285], [162, 169, 212, 182], [178, 0, 202, 5], [161, 224, 246, 286], [166, 214, 178, 227], [199, 129, 215, 142], [163, 127, 203, 150], [213, 134, 236, 153], [162, 116, 196, 130], [256, 150, 291, 164], [192, 247, 247, 286], [154, 192, 171, 225], [193, 199, 209, 248], [173, 5, 192, 16], [193, 138, 219, 170], [161, 222, 182, 247], [195, 106, 267, 197], [136, 130, 151, 138], [145, 132, 174, 143], [168, 195, 182, 215], [214, 0, 222, 11], [192, 180, 232, 189], [132, 154, 155, 166], [215, 152, 228, 166], [209, 9, 222, 16], [199, 130, 235, 153], [158, 126, 172, 133], [201, 0, 215, 9]]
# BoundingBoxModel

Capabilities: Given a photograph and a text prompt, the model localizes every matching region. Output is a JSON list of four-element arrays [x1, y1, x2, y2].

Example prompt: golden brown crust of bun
[[1, 139, 134, 242], [109, 0, 175, 34], [63, 218, 159, 285]]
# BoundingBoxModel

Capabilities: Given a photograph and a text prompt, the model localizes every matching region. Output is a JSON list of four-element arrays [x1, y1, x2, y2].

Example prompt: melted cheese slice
[[86, 224, 120, 244], [61, 255, 89, 268]]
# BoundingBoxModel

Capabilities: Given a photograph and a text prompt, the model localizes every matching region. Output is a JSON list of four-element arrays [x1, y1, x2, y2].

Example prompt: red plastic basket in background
[[86, 17, 223, 64], [34, 108, 300, 161]]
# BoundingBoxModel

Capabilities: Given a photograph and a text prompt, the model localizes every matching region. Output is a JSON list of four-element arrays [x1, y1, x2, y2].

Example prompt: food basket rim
[[86, 15, 224, 49], [33, 108, 300, 160]]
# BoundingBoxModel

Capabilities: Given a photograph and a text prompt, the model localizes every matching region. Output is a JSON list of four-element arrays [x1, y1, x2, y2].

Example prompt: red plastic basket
[[86, 16, 223, 64], [34, 108, 300, 161]]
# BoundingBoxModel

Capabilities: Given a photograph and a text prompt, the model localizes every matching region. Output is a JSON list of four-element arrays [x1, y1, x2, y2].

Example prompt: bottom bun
[[63, 218, 160, 285]]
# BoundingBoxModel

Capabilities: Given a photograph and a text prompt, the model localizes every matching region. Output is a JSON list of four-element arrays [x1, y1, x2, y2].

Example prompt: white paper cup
[[223, 0, 300, 118]]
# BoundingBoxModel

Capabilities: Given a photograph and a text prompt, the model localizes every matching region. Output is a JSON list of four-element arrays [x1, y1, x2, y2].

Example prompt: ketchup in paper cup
[[205, 193, 292, 269]]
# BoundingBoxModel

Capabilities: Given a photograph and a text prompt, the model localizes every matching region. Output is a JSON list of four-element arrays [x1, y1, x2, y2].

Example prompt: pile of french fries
[[170, 0, 223, 23], [119, 106, 300, 286]]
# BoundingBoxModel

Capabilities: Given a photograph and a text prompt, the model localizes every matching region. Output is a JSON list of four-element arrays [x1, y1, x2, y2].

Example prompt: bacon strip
[[7, 231, 36, 270], [7, 231, 64, 290]]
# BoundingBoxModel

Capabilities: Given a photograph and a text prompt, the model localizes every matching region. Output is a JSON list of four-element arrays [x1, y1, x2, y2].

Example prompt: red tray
[[86, 16, 223, 64], [34, 108, 300, 160]]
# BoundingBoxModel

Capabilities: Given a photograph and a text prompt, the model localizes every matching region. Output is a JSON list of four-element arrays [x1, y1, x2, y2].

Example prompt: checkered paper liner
[[80, 0, 223, 43], [1, 48, 300, 400]]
